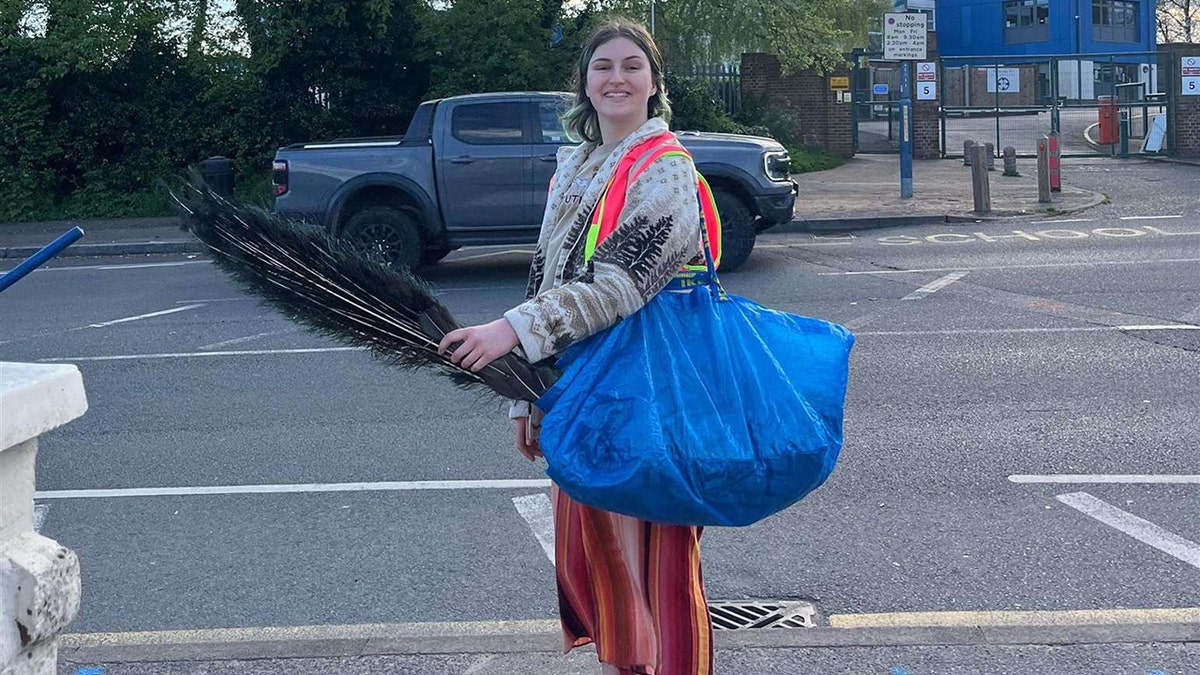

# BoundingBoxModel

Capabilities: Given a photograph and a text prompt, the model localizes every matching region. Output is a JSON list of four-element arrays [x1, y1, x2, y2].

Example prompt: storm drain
[[707, 600, 817, 630]]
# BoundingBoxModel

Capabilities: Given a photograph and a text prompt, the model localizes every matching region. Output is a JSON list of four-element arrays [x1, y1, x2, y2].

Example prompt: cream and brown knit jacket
[[505, 118, 702, 418]]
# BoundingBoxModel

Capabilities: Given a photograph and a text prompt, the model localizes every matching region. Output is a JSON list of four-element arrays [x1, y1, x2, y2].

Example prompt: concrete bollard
[[970, 144, 992, 213], [983, 142, 996, 171], [963, 140, 976, 166], [1003, 146, 1019, 176], [0, 362, 87, 675]]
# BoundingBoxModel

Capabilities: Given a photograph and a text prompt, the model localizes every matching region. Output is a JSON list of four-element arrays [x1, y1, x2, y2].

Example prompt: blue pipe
[[0, 227, 85, 294]]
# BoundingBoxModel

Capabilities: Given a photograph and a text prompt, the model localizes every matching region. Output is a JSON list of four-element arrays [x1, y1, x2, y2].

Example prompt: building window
[[1093, 0, 1139, 43], [1003, 0, 1049, 44]]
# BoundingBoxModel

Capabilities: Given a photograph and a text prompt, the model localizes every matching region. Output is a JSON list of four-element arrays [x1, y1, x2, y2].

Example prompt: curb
[[58, 621, 1200, 664], [1, 240, 205, 259], [775, 214, 949, 234], [942, 188, 1108, 223]]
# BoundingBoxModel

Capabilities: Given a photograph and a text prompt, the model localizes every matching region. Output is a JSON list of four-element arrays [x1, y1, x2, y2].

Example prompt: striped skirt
[[553, 484, 713, 675]]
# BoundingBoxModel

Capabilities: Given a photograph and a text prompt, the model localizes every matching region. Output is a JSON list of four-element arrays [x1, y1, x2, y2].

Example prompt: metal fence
[[940, 51, 1172, 158], [678, 63, 741, 116]]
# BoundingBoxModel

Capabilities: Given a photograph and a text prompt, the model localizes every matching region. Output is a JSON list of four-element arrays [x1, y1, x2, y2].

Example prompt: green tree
[[600, 0, 888, 72], [419, 0, 590, 97]]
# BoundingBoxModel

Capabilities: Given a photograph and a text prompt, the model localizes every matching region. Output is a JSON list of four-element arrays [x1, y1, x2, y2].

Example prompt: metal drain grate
[[707, 600, 817, 630]]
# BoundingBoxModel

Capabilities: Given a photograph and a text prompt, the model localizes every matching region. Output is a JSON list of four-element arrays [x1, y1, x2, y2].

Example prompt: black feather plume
[[167, 172, 557, 402]]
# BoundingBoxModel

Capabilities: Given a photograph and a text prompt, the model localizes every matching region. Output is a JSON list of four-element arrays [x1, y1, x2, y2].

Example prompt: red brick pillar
[[1163, 44, 1200, 158], [913, 33, 940, 159]]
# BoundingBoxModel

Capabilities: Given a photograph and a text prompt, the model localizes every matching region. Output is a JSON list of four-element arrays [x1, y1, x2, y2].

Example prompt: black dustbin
[[199, 156, 235, 198]]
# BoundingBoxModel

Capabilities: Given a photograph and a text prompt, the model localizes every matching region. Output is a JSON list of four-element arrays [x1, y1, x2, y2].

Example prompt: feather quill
[[167, 172, 557, 402]]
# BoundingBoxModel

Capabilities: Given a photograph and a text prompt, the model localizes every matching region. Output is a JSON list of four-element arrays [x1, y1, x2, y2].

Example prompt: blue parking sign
[[873, 83, 889, 96]]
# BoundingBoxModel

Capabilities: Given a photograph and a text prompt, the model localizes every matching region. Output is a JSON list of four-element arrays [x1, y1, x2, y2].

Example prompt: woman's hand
[[513, 415, 544, 461], [437, 318, 521, 372]]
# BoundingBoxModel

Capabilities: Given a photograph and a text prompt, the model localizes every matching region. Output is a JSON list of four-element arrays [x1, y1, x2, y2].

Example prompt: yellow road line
[[828, 608, 1200, 629]]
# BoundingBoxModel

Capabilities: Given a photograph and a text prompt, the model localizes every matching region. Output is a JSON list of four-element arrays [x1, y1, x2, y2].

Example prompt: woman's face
[[586, 36, 655, 131]]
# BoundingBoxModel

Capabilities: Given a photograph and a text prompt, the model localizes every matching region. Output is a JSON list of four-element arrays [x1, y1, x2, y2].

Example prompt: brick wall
[[741, 53, 855, 158], [1163, 44, 1200, 158]]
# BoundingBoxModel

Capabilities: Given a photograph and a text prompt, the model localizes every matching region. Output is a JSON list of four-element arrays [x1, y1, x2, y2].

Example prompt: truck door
[[532, 96, 574, 220], [436, 101, 533, 231]]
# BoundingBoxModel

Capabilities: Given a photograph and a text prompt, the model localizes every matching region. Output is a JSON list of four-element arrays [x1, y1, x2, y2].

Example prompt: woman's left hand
[[437, 318, 521, 372]]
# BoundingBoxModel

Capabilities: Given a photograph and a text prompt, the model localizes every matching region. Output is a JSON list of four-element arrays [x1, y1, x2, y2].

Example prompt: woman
[[439, 18, 713, 675]]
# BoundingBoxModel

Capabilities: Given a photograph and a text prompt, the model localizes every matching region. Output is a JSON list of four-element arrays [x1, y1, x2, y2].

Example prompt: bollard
[[1047, 131, 1061, 192], [1037, 137, 1051, 204], [970, 144, 991, 213], [983, 142, 996, 171], [1119, 111, 1130, 158], [199, 156, 235, 198], [963, 140, 976, 166], [1002, 146, 1019, 177]]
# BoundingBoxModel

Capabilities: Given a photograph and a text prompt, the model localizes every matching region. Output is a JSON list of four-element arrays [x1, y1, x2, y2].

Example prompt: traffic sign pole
[[900, 61, 913, 200]]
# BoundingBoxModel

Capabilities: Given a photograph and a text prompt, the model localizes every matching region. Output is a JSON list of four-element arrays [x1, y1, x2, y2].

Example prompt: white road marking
[[0, 260, 212, 274], [1119, 215, 1183, 220], [35, 479, 553, 500], [435, 284, 526, 294], [1057, 492, 1200, 570], [901, 271, 968, 300], [758, 242, 855, 248], [447, 249, 535, 263], [1011, 474, 1200, 484], [85, 304, 205, 329], [200, 329, 296, 351], [38, 347, 363, 362], [820, 258, 1200, 276], [176, 298, 252, 304], [1029, 218, 1095, 224], [33, 503, 48, 531], [512, 493, 556, 564]]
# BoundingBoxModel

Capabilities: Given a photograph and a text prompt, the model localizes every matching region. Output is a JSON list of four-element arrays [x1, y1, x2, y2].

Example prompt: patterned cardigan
[[504, 118, 702, 417]]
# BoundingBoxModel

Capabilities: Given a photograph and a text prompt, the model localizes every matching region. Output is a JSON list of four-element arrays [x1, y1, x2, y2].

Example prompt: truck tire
[[713, 188, 755, 272], [342, 206, 422, 270]]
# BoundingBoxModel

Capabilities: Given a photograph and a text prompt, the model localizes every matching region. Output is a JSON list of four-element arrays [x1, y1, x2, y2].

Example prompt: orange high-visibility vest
[[580, 132, 722, 271]]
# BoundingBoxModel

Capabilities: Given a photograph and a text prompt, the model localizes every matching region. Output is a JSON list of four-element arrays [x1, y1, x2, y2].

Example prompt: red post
[[1098, 96, 1117, 144], [1048, 131, 1061, 192]]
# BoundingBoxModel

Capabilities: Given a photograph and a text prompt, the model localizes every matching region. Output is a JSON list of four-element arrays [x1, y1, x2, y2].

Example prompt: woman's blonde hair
[[562, 18, 671, 143]]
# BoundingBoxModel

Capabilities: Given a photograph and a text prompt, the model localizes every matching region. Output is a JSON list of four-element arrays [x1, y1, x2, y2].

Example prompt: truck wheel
[[343, 207, 422, 270], [713, 189, 755, 272]]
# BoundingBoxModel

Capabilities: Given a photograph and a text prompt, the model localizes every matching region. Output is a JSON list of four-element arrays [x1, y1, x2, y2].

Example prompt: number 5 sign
[[1183, 56, 1200, 96], [916, 61, 937, 101]]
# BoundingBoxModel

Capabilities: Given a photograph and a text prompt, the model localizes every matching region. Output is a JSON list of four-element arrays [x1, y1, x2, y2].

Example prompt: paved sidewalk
[[0, 155, 1104, 260]]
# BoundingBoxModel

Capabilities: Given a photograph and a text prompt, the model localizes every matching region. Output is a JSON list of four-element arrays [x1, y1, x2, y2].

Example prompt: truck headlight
[[763, 151, 791, 182]]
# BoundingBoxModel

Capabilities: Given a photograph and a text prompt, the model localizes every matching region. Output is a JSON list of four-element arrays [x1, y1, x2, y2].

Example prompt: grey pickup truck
[[272, 92, 797, 271]]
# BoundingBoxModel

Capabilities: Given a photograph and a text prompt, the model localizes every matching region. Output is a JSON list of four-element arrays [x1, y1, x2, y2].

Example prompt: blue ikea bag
[[534, 269, 855, 527]]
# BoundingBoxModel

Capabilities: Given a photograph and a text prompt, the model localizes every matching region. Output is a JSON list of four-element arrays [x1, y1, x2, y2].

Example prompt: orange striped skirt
[[552, 484, 713, 675]]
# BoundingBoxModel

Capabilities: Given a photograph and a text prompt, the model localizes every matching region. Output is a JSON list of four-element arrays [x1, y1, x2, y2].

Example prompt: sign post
[[884, 12, 927, 200]]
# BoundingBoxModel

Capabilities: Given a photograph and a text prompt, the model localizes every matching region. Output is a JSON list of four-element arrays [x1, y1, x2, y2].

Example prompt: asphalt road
[[3, 201, 1199, 672]]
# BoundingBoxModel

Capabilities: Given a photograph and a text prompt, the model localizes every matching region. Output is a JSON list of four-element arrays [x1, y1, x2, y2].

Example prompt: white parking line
[[35, 479, 553, 500], [199, 329, 296, 351], [1011, 474, 1200, 484], [512, 493, 556, 564], [0, 260, 211, 274], [901, 271, 968, 301], [1119, 215, 1183, 220], [858, 325, 1198, 337], [820, 258, 1200, 276], [1029, 218, 1095, 225], [447, 249, 535, 263], [86, 304, 205, 329], [1057, 492, 1200, 570], [38, 347, 363, 362]]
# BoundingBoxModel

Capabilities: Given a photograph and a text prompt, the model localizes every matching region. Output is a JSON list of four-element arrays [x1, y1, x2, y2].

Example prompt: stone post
[[0, 363, 87, 675]]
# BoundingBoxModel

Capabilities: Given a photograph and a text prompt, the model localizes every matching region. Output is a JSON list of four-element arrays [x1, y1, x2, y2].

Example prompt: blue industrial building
[[900, 0, 1159, 100]]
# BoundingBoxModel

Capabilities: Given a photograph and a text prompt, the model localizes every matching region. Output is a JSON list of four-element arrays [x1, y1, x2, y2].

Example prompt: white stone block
[[0, 362, 88, 452]]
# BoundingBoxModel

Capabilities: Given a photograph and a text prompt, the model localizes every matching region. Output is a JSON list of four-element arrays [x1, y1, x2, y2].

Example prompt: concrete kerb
[[943, 186, 1108, 223], [57, 621, 1200, 664]]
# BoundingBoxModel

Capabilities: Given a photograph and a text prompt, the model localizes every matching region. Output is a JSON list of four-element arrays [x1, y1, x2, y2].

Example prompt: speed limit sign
[[916, 61, 937, 101], [1183, 56, 1200, 96]]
